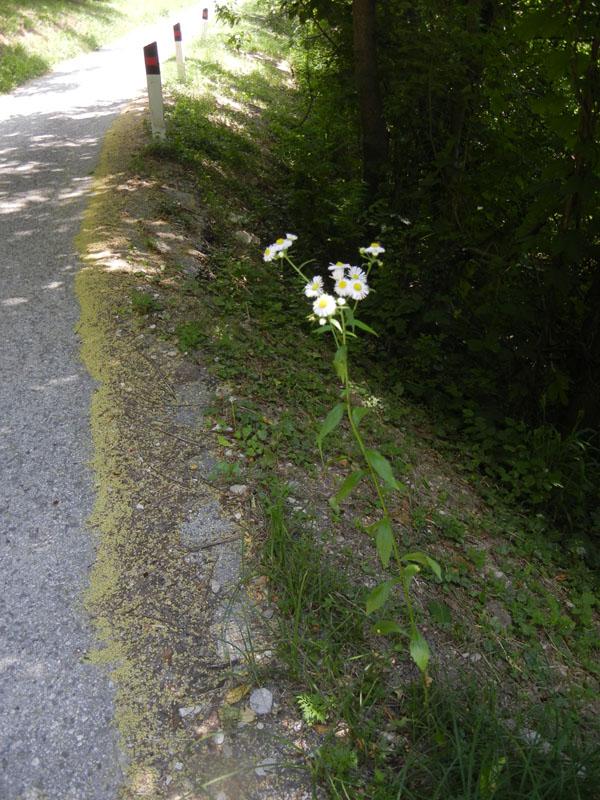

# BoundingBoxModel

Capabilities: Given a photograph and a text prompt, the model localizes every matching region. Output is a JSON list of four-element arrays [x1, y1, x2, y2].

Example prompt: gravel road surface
[[0, 7, 206, 799]]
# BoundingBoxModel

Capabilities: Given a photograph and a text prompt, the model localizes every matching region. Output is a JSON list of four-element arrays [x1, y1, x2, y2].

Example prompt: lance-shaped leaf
[[410, 629, 431, 673], [317, 403, 344, 459], [371, 619, 406, 636], [333, 345, 347, 382], [401, 552, 442, 581], [352, 406, 370, 427], [332, 469, 366, 508], [366, 578, 399, 615], [373, 518, 394, 567], [365, 449, 404, 490], [343, 304, 356, 327], [353, 318, 378, 336]]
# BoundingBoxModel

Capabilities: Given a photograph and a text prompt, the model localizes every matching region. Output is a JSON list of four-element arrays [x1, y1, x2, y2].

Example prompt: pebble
[[462, 652, 482, 663], [214, 732, 225, 745], [210, 580, 221, 594], [179, 704, 203, 718], [234, 230, 255, 245], [229, 484, 248, 496], [174, 762, 184, 771], [254, 756, 278, 777], [249, 688, 273, 715]]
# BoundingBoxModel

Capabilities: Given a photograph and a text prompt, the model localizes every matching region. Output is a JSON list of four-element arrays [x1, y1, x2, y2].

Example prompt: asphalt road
[[0, 7, 207, 799]]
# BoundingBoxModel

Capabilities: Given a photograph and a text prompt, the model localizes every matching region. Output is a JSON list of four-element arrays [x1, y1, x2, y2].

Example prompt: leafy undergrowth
[[111, 3, 600, 798]]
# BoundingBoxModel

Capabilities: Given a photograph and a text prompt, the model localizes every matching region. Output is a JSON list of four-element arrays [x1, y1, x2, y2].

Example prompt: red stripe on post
[[174, 23, 182, 42], [143, 42, 160, 75], [202, 8, 208, 20]]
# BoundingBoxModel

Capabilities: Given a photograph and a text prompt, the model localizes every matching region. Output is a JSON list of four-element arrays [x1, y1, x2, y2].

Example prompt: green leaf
[[402, 552, 442, 581], [330, 317, 343, 333], [428, 600, 451, 625], [317, 403, 345, 459], [366, 579, 399, 615], [353, 318, 378, 336], [375, 518, 394, 567], [217, 435, 231, 447], [352, 407, 370, 427], [371, 619, 406, 636], [404, 563, 420, 581], [410, 630, 430, 673], [365, 449, 402, 490], [333, 345, 347, 382], [334, 469, 366, 506], [261, 447, 276, 468], [343, 304, 355, 326]]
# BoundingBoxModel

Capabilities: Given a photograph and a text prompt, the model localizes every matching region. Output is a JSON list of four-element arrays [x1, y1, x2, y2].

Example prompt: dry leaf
[[239, 707, 256, 724], [313, 724, 330, 734], [226, 684, 251, 705]]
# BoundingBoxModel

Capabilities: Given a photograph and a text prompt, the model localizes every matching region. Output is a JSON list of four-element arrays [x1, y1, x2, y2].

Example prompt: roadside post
[[174, 23, 186, 82], [143, 42, 166, 140], [202, 7, 209, 38]]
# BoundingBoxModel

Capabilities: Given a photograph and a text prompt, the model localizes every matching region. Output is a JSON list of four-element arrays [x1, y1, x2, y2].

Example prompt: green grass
[[0, 0, 197, 93], [100, 2, 600, 796]]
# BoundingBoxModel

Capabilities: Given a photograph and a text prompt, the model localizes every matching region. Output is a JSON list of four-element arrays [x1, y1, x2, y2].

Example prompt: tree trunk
[[352, 0, 388, 193]]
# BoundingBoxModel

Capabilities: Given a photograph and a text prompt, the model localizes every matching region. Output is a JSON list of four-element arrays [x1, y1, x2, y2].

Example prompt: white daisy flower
[[336, 297, 346, 306], [263, 245, 276, 262], [362, 242, 385, 256], [275, 236, 293, 252], [312, 293, 337, 317], [319, 318, 327, 326], [347, 266, 367, 283], [304, 276, 324, 298], [285, 233, 298, 241], [334, 276, 351, 296], [349, 278, 370, 300], [328, 261, 351, 272]]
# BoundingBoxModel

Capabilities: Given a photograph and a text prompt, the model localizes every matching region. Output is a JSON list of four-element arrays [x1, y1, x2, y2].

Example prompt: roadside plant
[[263, 234, 441, 679]]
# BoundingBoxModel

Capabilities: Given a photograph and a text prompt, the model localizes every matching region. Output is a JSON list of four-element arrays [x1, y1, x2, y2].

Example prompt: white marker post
[[144, 41, 166, 140], [174, 23, 185, 82], [202, 7, 209, 38]]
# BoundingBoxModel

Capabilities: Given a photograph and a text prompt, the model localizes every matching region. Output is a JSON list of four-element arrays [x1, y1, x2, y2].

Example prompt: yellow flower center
[[339, 280, 347, 288], [354, 282, 362, 291], [371, 242, 379, 247], [276, 238, 284, 244], [318, 298, 327, 308]]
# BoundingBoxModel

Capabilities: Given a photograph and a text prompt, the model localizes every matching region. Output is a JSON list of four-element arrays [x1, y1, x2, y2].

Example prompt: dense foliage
[[257, 0, 600, 547]]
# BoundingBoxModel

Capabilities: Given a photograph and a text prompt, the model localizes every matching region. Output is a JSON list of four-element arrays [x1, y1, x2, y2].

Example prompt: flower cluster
[[263, 233, 297, 262], [263, 234, 385, 324]]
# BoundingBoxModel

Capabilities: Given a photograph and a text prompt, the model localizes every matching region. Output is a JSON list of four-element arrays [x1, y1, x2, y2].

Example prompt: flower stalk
[[263, 235, 441, 680]]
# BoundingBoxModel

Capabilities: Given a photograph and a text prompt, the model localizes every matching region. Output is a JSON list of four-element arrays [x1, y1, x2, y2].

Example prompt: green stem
[[339, 309, 417, 635]]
